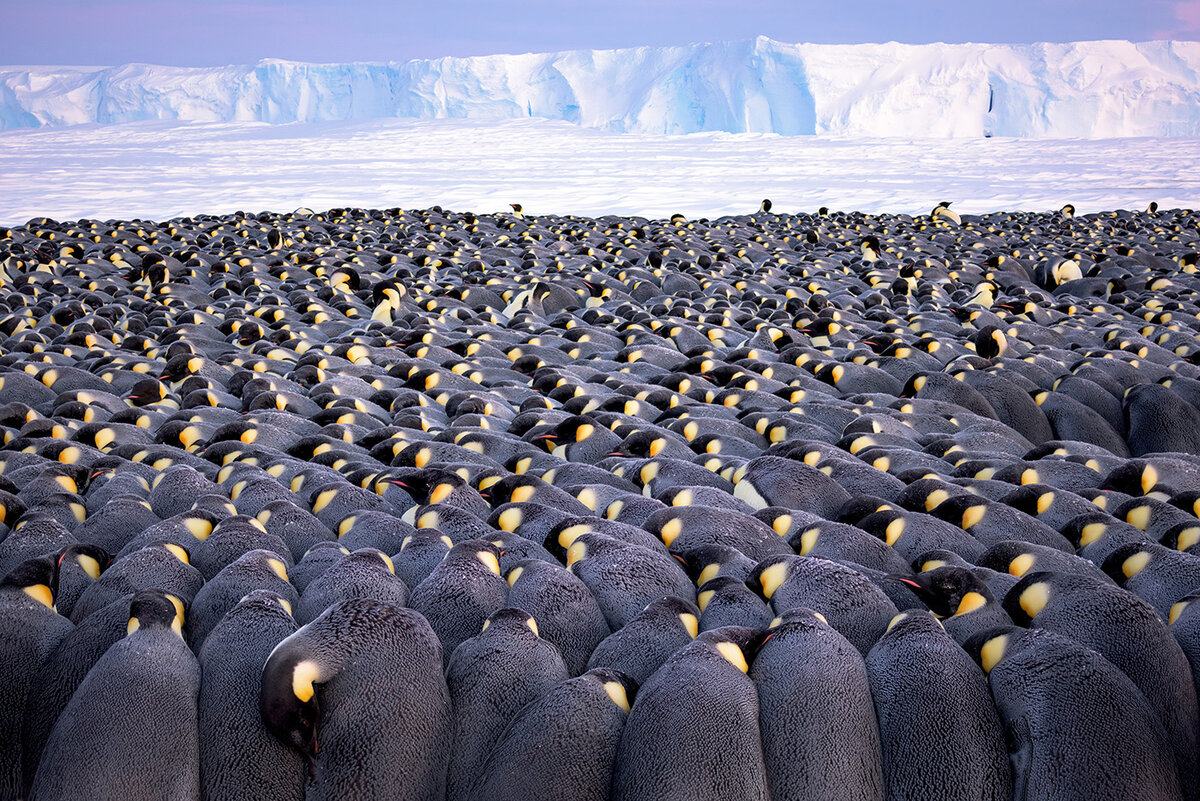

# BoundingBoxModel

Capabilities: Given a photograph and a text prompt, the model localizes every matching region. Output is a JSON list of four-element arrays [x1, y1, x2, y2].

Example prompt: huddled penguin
[[445, 607, 568, 801], [752, 555, 899, 655], [0, 557, 74, 800], [612, 627, 769, 801], [1003, 570, 1200, 797], [505, 558, 610, 676], [968, 626, 1184, 801], [3, 200, 1200, 801], [260, 598, 452, 801], [409, 540, 508, 665], [466, 668, 635, 801], [586, 596, 700, 684], [751, 608, 883, 801], [198, 590, 303, 801], [30, 590, 199, 801], [866, 611, 1010, 801]]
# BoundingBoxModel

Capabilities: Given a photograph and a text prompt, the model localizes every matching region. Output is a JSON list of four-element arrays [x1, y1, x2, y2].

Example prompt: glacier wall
[[2, 38, 1199, 138]]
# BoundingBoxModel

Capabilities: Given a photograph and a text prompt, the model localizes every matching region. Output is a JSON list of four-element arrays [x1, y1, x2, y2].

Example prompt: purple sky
[[3, 0, 1197, 66]]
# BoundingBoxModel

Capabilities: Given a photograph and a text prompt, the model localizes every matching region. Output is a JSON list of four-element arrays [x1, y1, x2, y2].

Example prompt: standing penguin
[[198, 590, 303, 801], [968, 626, 1184, 801], [566, 532, 694, 630], [260, 598, 452, 801], [20, 593, 138, 794], [466, 668, 635, 801], [30, 589, 199, 801], [0, 557, 74, 800], [409, 540, 509, 666], [505, 558, 610, 676], [586, 596, 700, 684], [187, 548, 298, 649], [751, 609, 883, 801], [752, 555, 899, 656], [866, 611, 1010, 801], [612, 627, 769, 801], [1003, 571, 1200, 799], [445, 607, 569, 801]]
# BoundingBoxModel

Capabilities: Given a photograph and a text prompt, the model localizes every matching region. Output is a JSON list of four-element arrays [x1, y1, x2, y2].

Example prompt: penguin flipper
[[1005, 716, 1033, 801]]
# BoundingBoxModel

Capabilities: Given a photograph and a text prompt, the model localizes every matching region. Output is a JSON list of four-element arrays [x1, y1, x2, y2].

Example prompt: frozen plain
[[2, 117, 1199, 226]]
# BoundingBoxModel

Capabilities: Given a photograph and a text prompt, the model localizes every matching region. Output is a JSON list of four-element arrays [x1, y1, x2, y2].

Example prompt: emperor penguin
[[30, 590, 199, 801], [260, 597, 452, 801], [968, 626, 1184, 801], [612, 627, 769, 801], [931, 201, 961, 225]]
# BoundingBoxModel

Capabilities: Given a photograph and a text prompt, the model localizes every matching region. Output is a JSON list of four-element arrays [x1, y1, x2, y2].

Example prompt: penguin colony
[[2, 201, 1200, 801]]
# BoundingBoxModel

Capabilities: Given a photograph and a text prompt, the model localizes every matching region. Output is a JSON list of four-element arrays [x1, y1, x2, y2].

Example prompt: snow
[[1, 117, 1196, 226], [2, 39, 1200, 138]]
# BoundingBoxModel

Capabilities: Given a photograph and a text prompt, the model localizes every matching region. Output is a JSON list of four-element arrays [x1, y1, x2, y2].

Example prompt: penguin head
[[694, 626, 770, 674], [1061, 512, 1117, 551], [1100, 543, 1158, 585], [761, 607, 832, 644], [544, 518, 599, 563], [972, 325, 1008, 360], [126, 589, 185, 637], [896, 566, 994, 618], [0, 555, 59, 608], [1000, 572, 1058, 626], [384, 468, 468, 507], [583, 667, 638, 713], [671, 545, 745, 587], [445, 540, 503, 576], [964, 623, 1022, 671], [479, 606, 542, 638], [1162, 521, 1200, 553], [1098, 461, 1165, 497], [57, 543, 112, 580], [748, 555, 797, 603], [480, 474, 547, 508], [260, 634, 324, 759], [611, 430, 671, 459], [125, 378, 170, 407]]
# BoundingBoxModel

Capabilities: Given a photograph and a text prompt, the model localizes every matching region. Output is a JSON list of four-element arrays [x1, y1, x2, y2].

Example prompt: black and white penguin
[[260, 598, 452, 801], [30, 589, 199, 801]]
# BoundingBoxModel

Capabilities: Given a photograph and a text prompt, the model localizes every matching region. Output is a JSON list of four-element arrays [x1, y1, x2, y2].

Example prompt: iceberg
[[1, 38, 1198, 138]]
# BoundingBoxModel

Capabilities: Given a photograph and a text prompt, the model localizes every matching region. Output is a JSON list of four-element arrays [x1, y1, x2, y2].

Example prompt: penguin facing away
[[260, 597, 452, 801]]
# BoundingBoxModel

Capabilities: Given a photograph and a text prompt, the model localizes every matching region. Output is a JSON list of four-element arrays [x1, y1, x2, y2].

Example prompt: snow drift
[[2, 38, 1199, 138]]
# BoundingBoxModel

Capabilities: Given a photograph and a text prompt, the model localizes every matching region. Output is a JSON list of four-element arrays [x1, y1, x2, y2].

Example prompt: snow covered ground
[[1, 117, 1197, 226]]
